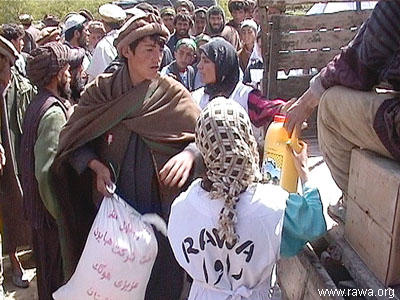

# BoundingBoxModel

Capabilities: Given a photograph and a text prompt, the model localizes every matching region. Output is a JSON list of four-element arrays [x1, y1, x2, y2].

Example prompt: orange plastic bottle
[[262, 115, 302, 192]]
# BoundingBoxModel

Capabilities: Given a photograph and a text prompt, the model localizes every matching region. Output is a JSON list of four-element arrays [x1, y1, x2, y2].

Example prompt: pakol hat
[[115, 12, 169, 56], [99, 4, 127, 24], [37, 26, 61, 45]]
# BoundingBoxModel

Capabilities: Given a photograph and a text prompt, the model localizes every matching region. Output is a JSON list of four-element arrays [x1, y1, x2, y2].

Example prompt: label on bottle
[[261, 152, 283, 185]]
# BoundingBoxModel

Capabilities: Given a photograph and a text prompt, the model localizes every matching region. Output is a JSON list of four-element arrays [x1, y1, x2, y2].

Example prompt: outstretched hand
[[159, 150, 195, 188], [284, 88, 320, 135]]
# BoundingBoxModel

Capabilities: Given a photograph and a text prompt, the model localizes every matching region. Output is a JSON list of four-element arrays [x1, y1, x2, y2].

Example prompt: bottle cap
[[274, 115, 286, 123]]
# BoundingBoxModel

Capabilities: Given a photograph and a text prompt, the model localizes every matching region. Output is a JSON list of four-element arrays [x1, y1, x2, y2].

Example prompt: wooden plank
[[279, 30, 358, 51], [274, 75, 311, 99], [259, 0, 373, 8], [271, 10, 371, 31], [277, 50, 341, 71], [266, 13, 281, 99]]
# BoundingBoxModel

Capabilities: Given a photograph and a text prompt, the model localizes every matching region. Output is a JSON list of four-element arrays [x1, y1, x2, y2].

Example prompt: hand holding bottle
[[288, 141, 309, 185]]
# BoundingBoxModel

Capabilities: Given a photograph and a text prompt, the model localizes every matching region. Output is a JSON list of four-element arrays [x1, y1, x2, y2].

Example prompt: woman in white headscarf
[[168, 98, 326, 300]]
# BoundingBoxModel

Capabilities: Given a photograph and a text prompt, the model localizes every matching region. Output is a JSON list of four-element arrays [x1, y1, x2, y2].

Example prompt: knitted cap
[[64, 14, 87, 32], [175, 38, 196, 51]]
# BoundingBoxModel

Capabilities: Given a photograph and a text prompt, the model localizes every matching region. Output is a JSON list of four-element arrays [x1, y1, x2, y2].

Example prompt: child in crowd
[[168, 98, 326, 300], [161, 38, 196, 91]]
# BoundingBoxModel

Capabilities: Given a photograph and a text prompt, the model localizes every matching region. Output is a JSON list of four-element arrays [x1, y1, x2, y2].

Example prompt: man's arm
[[159, 142, 204, 188], [68, 145, 113, 198], [247, 89, 286, 127], [285, 0, 400, 134], [34, 105, 67, 219]]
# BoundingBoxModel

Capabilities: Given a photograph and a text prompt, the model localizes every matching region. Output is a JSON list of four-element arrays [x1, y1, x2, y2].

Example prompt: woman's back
[[168, 179, 288, 300]]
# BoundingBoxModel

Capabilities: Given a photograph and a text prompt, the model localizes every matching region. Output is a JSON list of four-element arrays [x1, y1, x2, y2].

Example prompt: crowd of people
[[0, 0, 398, 299]]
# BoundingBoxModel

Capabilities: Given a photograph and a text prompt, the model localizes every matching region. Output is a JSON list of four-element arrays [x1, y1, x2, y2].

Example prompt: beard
[[57, 77, 72, 100], [209, 23, 224, 34], [78, 34, 88, 50], [70, 71, 86, 103]]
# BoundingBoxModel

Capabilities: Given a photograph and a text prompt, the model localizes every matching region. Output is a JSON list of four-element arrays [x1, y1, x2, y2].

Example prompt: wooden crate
[[345, 149, 400, 286], [265, 10, 371, 100]]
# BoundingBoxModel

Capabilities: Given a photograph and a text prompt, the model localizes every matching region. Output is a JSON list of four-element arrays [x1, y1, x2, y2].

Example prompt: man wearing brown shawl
[[20, 42, 74, 300], [51, 12, 201, 299]]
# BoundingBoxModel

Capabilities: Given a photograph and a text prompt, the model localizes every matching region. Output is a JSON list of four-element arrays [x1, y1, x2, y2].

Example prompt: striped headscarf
[[195, 98, 260, 244]]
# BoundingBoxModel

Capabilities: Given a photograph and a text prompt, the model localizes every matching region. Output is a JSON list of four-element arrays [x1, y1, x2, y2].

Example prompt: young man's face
[[198, 52, 216, 84], [194, 17, 206, 35], [124, 36, 163, 84], [231, 8, 245, 25], [209, 14, 224, 32], [240, 26, 256, 47], [175, 44, 195, 71], [175, 20, 191, 37], [162, 14, 175, 34]]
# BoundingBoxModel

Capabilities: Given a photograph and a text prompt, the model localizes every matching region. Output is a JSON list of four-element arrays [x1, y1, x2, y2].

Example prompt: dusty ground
[[3, 250, 38, 300]]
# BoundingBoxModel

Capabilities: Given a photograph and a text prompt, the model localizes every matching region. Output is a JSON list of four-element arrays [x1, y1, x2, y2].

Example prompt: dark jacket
[[162, 60, 195, 91]]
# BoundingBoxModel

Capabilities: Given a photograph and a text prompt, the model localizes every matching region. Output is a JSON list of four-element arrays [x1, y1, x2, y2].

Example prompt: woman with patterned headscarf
[[168, 98, 326, 300], [192, 37, 292, 147]]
